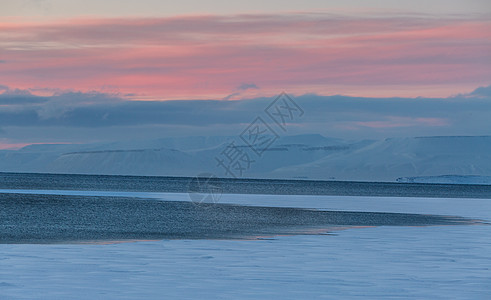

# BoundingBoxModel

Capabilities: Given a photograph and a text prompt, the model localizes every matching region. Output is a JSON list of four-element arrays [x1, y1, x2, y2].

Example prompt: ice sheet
[[1, 192, 490, 299]]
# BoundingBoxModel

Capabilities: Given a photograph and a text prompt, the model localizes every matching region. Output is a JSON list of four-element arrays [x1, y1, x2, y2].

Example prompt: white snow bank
[[1, 192, 490, 299]]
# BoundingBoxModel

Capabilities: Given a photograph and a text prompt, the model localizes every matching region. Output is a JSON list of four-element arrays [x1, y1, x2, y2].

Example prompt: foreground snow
[[1, 193, 490, 299]]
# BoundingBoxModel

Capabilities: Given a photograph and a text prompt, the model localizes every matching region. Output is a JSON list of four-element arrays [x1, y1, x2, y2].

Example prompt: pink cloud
[[0, 14, 490, 99]]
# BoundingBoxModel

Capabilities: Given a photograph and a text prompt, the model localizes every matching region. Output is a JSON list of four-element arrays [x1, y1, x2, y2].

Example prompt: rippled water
[[1, 193, 476, 243], [0, 172, 486, 243]]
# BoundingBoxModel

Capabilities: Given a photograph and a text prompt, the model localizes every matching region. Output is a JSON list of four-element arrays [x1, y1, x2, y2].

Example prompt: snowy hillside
[[270, 136, 491, 182], [1, 135, 490, 183]]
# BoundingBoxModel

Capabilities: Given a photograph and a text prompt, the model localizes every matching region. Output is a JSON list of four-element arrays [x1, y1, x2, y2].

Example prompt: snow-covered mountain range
[[1, 135, 490, 184]]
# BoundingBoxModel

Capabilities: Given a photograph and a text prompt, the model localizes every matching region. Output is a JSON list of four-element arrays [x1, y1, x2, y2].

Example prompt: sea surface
[[0, 172, 487, 243], [2, 172, 491, 197]]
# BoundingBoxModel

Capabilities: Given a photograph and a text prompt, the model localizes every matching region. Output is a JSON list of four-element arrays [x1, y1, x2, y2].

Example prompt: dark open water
[[0, 172, 488, 243], [2, 172, 491, 197]]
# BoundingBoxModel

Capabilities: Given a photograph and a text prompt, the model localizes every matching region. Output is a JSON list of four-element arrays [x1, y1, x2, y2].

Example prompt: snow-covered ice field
[[1, 192, 490, 299]]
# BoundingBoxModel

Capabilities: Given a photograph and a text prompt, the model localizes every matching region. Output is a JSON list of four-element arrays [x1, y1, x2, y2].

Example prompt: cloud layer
[[1, 86, 490, 147], [1, 13, 490, 99]]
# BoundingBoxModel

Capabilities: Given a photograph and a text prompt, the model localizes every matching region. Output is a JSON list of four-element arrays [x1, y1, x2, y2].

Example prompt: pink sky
[[1, 13, 490, 99]]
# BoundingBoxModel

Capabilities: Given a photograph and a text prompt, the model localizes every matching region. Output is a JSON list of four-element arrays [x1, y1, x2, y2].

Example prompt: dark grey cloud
[[222, 92, 240, 100], [0, 91, 261, 127], [469, 84, 491, 97], [0, 93, 48, 105], [0, 60, 6, 64], [1, 86, 490, 144], [222, 83, 260, 100], [237, 83, 259, 91], [1, 88, 33, 96]]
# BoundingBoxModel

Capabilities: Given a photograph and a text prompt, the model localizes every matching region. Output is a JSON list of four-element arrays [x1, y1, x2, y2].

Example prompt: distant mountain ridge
[[1, 135, 490, 184]]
